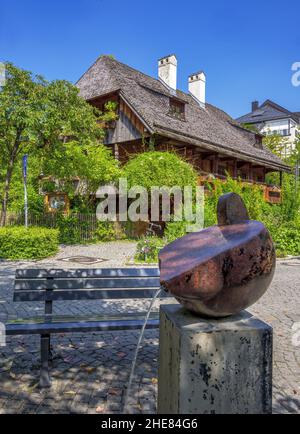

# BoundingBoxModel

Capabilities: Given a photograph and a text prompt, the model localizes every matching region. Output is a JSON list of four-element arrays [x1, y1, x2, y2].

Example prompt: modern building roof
[[76, 56, 289, 172], [236, 99, 300, 125], [293, 111, 300, 119]]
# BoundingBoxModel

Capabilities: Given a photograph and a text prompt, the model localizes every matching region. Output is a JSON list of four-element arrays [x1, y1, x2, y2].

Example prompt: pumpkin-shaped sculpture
[[159, 193, 276, 317]]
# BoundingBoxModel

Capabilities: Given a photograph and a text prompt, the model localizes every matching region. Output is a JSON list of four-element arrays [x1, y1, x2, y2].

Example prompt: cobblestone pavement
[[0, 243, 299, 414]]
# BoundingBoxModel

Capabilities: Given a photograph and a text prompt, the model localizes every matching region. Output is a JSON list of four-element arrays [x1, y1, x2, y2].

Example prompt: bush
[[94, 221, 117, 242], [269, 223, 300, 257], [204, 176, 267, 222], [135, 237, 166, 263], [164, 221, 188, 243], [0, 226, 59, 260], [124, 151, 197, 190], [56, 215, 84, 244], [57, 215, 123, 244], [203, 175, 300, 257]]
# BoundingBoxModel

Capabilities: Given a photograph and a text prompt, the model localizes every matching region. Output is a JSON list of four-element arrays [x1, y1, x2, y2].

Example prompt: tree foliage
[[123, 151, 197, 190], [0, 62, 118, 223], [262, 132, 289, 157], [241, 123, 292, 158]]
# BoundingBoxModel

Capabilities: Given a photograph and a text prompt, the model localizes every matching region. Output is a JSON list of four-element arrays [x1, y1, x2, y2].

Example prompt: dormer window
[[169, 98, 185, 120]]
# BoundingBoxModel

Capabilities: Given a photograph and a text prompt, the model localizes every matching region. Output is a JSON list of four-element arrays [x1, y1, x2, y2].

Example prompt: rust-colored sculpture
[[159, 193, 276, 317]]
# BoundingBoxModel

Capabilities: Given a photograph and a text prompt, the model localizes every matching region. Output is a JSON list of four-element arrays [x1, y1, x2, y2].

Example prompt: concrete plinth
[[158, 305, 272, 414]]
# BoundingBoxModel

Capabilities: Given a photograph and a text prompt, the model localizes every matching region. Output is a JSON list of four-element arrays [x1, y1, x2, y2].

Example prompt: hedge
[[269, 224, 300, 257], [0, 226, 59, 260]]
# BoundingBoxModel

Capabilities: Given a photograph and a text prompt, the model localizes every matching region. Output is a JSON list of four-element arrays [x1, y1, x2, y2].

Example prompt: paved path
[[0, 243, 299, 414]]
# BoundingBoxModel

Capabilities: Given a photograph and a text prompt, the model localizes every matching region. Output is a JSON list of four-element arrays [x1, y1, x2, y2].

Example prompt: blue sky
[[1, 0, 299, 118]]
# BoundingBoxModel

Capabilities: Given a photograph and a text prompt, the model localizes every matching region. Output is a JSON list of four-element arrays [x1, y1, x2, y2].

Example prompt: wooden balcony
[[197, 174, 282, 204]]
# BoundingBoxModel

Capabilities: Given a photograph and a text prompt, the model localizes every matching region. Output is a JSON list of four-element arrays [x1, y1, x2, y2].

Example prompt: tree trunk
[[0, 138, 20, 226], [0, 160, 15, 226]]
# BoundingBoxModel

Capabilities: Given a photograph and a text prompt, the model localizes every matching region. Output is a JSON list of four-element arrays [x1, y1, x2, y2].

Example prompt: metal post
[[295, 158, 299, 197], [22, 155, 28, 228], [24, 180, 28, 228]]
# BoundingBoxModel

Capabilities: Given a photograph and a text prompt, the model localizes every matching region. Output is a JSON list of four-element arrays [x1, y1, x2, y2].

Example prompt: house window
[[266, 129, 289, 137], [280, 129, 289, 136], [169, 99, 185, 120]]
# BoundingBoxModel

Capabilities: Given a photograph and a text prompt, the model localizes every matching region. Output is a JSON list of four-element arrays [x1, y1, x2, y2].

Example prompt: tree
[[287, 130, 300, 166], [40, 139, 120, 207], [287, 131, 300, 202], [241, 123, 290, 158], [262, 131, 289, 157], [0, 63, 118, 225]]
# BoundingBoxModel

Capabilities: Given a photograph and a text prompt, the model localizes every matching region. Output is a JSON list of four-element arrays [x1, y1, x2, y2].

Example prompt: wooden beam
[[213, 154, 219, 174], [262, 167, 266, 183], [249, 163, 253, 181], [233, 159, 237, 178], [201, 152, 217, 160], [219, 156, 235, 162], [236, 161, 247, 168]]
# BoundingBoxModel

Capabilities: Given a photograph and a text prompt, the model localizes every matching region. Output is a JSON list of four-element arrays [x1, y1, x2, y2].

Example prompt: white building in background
[[237, 100, 300, 157]]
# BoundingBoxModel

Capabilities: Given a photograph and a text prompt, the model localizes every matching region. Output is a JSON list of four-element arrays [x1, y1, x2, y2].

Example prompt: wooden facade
[[89, 93, 282, 203]]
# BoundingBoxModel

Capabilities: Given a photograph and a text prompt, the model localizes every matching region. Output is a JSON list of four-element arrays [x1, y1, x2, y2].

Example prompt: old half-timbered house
[[76, 54, 290, 203]]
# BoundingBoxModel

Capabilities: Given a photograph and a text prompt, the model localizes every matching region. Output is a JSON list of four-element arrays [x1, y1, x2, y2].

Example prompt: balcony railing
[[197, 174, 282, 204]]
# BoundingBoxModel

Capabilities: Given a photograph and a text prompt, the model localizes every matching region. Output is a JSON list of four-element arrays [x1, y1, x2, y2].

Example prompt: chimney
[[252, 101, 259, 112], [158, 54, 177, 90], [188, 71, 206, 106]]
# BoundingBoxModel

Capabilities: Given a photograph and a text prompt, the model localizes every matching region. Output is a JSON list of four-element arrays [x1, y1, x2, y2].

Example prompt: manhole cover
[[59, 256, 108, 264]]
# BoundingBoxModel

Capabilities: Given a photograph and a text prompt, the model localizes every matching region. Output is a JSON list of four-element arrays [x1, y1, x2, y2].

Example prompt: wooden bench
[[6, 268, 171, 388]]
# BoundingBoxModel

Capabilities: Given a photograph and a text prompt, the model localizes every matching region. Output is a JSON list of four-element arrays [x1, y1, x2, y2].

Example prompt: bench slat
[[6, 318, 160, 335], [14, 277, 161, 290], [15, 268, 160, 279], [13, 287, 170, 302], [6, 311, 160, 324]]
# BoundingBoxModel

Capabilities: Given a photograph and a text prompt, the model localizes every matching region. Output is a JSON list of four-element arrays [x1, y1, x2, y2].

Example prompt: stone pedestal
[[158, 305, 272, 414]]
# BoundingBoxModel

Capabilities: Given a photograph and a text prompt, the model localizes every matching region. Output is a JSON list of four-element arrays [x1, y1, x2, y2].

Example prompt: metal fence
[[5, 212, 99, 243]]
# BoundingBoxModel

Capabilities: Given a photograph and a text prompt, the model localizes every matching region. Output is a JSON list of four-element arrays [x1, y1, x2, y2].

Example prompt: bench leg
[[48, 335, 53, 361], [39, 334, 51, 388]]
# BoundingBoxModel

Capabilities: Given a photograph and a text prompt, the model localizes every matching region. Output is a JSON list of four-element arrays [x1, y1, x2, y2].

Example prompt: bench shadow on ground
[[272, 384, 300, 414], [0, 330, 159, 414]]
